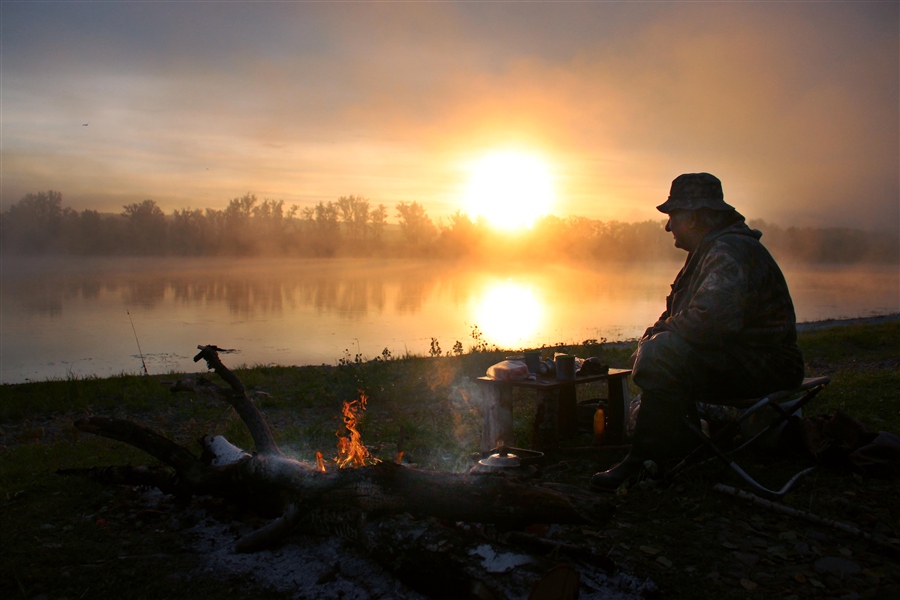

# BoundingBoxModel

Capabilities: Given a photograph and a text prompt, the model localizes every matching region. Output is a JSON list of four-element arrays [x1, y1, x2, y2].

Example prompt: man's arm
[[649, 249, 748, 346]]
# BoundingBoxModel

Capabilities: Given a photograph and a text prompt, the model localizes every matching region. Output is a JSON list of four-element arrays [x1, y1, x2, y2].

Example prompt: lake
[[2, 256, 897, 384]]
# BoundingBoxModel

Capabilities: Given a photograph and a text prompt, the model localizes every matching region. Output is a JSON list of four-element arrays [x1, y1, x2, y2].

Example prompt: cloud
[[1, 2, 896, 229]]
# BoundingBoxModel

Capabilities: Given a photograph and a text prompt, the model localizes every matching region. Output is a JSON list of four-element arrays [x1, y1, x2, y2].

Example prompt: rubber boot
[[590, 396, 699, 491], [589, 441, 656, 491]]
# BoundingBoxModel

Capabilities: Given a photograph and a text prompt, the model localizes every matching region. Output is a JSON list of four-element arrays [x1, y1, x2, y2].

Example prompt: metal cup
[[555, 354, 576, 380], [524, 350, 541, 374]]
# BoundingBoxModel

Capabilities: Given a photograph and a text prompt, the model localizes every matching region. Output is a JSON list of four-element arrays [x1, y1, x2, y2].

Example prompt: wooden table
[[475, 368, 632, 452]]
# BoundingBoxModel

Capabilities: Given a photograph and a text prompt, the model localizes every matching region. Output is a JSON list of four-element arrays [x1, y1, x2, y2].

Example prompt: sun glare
[[473, 281, 543, 349], [463, 151, 556, 230]]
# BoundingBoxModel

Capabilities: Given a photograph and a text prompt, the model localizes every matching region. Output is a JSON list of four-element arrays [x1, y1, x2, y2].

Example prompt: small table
[[476, 368, 632, 452]]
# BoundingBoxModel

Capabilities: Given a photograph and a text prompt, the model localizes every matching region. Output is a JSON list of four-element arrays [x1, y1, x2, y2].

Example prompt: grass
[[799, 321, 900, 432], [1, 320, 898, 599]]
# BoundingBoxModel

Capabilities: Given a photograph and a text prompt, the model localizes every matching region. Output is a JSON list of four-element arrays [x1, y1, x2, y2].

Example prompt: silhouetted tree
[[4, 189, 896, 262], [1, 190, 72, 253], [170, 208, 213, 255], [76, 209, 121, 254], [370, 204, 387, 245], [222, 193, 258, 254], [122, 199, 167, 255], [311, 201, 341, 256], [437, 210, 479, 257], [251, 199, 286, 253], [337, 195, 370, 243], [396, 201, 436, 248]]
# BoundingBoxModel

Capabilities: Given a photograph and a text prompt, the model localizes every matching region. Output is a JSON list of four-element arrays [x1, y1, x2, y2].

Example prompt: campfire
[[333, 392, 380, 469]]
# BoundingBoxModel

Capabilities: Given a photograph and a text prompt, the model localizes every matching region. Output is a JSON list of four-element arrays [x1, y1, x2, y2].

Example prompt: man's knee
[[632, 331, 693, 390]]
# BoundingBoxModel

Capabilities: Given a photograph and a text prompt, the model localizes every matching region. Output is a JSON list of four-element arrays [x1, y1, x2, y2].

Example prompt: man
[[591, 173, 804, 490]]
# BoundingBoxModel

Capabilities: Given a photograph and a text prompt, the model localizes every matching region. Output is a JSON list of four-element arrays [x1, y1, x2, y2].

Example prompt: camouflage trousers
[[631, 331, 804, 430]]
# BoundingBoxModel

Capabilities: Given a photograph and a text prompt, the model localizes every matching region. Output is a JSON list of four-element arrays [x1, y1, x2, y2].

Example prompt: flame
[[334, 391, 380, 468], [315, 451, 326, 472]]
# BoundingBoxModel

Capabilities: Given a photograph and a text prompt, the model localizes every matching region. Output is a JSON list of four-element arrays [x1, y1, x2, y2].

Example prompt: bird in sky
[[82, 122, 89, 126]]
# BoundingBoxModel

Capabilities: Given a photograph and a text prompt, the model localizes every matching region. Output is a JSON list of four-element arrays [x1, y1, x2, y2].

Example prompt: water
[[2, 256, 897, 384]]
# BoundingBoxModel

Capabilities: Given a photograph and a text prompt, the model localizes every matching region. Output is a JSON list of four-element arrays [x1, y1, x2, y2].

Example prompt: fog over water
[[2, 257, 897, 384]]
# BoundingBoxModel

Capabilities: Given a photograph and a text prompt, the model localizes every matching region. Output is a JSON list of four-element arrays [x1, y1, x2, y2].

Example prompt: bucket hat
[[656, 173, 735, 213]]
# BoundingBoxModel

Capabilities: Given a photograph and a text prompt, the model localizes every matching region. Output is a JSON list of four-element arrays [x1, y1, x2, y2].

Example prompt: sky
[[1, 1, 898, 230]]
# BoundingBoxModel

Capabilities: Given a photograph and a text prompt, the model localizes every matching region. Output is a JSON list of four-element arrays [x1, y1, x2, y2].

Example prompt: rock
[[876, 584, 900, 600], [806, 529, 829, 541], [793, 542, 812, 556], [732, 552, 759, 565], [814, 556, 861, 577]]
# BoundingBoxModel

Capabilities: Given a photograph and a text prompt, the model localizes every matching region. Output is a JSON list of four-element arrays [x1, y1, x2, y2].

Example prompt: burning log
[[71, 345, 614, 553]]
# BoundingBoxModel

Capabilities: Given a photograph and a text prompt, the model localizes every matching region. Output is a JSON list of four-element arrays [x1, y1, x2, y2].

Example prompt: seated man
[[591, 173, 804, 490]]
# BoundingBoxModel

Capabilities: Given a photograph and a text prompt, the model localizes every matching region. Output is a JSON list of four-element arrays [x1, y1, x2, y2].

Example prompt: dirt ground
[[544, 446, 900, 600], [6, 411, 896, 600]]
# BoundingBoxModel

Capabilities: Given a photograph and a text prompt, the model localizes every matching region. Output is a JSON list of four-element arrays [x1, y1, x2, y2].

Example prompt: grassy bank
[[2, 321, 897, 462], [1, 320, 898, 599]]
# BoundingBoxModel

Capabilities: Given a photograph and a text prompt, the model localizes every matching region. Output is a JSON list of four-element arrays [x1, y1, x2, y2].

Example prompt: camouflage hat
[[656, 173, 735, 213]]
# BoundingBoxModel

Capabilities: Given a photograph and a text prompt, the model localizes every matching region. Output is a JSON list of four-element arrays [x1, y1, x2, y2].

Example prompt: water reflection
[[1, 256, 897, 384], [474, 281, 543, 349]]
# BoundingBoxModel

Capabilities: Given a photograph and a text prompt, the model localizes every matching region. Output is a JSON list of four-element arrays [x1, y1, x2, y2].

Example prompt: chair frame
[[665, 376, 831, 498]]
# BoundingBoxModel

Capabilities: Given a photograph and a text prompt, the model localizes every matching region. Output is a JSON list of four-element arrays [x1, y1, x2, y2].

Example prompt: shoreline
[[1, 313, 896, 386], [598, 312, 900, 350], [795, 312, 900, 332]]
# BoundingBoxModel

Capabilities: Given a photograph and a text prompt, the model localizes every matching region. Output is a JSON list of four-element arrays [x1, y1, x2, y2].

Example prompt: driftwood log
[[72, 345, 614, 555]]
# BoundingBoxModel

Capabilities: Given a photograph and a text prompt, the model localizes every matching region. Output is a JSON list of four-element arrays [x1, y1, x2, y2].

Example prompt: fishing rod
[[126, 309, 150, 376]]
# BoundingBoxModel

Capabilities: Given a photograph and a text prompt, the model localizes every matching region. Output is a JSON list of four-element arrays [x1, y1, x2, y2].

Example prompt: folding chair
[[665, 377, 831, 498]]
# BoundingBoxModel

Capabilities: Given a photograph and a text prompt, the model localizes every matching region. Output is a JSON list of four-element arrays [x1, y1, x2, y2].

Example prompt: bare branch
[[74, 416, 200, 473], [192, 345, 281, 457]]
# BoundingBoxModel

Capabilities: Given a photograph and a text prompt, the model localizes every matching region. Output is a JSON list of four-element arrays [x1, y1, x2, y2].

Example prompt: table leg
[[532, 389, 559, 451], [481, 384, 513, 453], [557, 384, 578, 438], [606, 373, 632, 445]]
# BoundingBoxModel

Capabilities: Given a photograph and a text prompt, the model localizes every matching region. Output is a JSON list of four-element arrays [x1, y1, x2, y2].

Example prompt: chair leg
[[665, 381, 830, 498], [728, 464, 815, 498]]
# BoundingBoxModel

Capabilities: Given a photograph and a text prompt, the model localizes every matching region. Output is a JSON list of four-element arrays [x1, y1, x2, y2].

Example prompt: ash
[[132, 484, 655, 600], [184, 509, 654, 600], [187, 512, 428, 600]]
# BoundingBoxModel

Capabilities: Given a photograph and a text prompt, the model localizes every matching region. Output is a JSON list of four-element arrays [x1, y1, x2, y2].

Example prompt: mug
[[555, 354, 576, 380]]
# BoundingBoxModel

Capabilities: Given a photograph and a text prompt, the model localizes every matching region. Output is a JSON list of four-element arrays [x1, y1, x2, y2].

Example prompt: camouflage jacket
[[646, 217, 804, 379]]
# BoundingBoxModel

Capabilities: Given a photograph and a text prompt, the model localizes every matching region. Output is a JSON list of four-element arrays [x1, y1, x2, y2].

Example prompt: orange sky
[[1, 2, 897, 230]]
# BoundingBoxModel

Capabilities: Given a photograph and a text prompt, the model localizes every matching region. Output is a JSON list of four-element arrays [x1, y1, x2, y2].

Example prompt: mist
[[2, 190, 897, 265]]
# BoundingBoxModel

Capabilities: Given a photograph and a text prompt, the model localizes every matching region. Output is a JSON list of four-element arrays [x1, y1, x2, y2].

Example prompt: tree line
[[1, 190, 897, 263]]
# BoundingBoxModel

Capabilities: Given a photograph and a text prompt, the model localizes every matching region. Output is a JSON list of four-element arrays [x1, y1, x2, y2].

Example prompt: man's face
[[665, 210, 697, 251]]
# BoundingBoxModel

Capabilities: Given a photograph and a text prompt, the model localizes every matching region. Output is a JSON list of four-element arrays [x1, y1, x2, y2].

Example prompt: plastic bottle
[[593, 407, 605, 445]]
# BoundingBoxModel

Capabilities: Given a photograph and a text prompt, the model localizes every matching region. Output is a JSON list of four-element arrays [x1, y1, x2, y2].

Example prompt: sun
[[463, 150, 556, 230]]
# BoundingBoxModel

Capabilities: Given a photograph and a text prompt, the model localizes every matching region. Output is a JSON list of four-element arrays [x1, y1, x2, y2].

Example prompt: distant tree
[[221, 193, 258, 254], [337, 195, 371, 243], [122, 199, 167, 254], [370, 204, 387, 244], [280, 204, 303, 254], [76, 209, 121, 254], [170, 208, 214, 255], [251, 199, 286, 253], [1, 190, 72, 253], [591, 219, 678, 261], [437, 210, 478, 257], [396, 201, 436, 247], [311, 201, 341, 256]]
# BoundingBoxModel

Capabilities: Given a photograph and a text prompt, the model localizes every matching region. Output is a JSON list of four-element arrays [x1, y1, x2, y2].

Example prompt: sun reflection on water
[[472, 281, 543, 349]]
